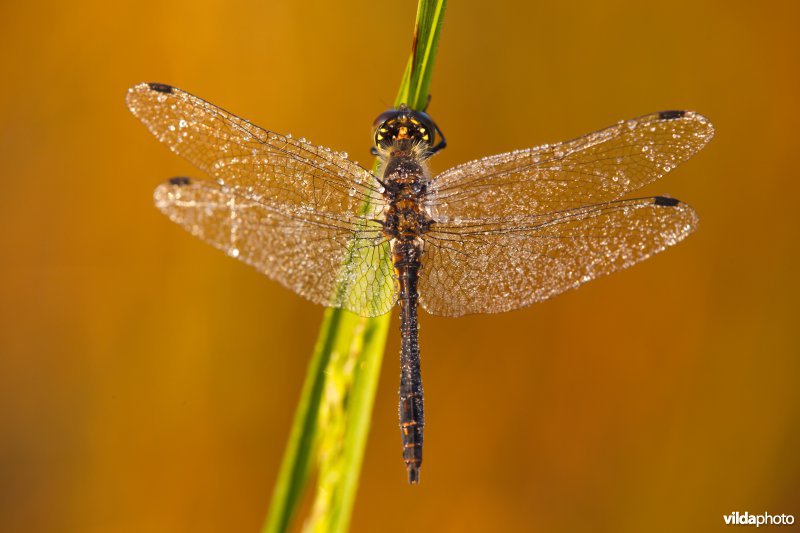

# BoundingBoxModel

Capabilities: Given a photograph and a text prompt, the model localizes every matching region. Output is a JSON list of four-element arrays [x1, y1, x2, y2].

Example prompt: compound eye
[[411, 110, 438, 146], [372, 109, 400, 129], [374, 128, 387, 147], [372, 109, 401, 148]]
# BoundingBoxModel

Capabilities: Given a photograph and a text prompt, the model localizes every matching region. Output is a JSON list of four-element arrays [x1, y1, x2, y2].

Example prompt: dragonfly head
[[372, 104, 442, 155]]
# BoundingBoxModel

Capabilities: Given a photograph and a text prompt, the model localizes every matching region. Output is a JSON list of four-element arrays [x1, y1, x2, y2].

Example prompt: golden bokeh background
[[1, 1, 798, 532]]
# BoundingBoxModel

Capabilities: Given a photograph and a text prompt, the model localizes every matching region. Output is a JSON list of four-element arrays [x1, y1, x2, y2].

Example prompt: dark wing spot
[[148, 83, 174, 94], [654, 196, 680, 207], [658, 110, 686, 120], [168, 176, 191, 186]]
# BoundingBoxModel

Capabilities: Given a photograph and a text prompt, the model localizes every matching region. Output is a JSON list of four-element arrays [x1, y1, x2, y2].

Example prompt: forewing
[[427, 111, 713, 220], [418, 197, 697, 317], [127, 82, 384, 220], [155, 179, 395, 317]]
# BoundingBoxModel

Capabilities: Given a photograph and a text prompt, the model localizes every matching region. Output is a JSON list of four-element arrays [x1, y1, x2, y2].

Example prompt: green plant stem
[[263, 2, 447, 532]]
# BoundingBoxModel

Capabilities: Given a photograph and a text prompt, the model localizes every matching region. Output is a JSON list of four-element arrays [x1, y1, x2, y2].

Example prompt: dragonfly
[[127, 82, 714, 483]]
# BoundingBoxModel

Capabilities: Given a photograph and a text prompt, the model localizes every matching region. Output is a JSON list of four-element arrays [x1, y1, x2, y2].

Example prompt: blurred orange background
[[1, 1, 799, 532]]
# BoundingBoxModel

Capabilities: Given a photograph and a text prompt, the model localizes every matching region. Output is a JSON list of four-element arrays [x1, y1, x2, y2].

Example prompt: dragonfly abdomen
[[393, 239, 424, 484]]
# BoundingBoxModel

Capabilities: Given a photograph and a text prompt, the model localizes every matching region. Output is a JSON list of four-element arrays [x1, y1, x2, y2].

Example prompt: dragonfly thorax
[[383, 205, 432, 240], [380, 153, 433, 241], [383, 154, 428, 187]]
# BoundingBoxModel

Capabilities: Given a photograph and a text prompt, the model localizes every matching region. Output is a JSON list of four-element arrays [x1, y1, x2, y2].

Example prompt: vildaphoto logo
[[723, 512, 795, 527]]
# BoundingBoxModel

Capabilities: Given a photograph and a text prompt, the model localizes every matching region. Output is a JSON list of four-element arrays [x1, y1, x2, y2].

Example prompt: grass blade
[[263, 2, 447, 532]]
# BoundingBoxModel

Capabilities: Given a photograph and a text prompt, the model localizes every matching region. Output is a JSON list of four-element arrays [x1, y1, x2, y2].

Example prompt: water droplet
[[229, 248, 240, 258]]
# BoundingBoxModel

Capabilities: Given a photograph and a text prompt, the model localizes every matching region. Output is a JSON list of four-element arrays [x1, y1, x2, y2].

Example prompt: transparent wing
[[127, 82, 394, 317], [126, 82, 384, 221], [154, 178, 396, 317], [418, 197, 697, 317], [426, 111, 713, 220]]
